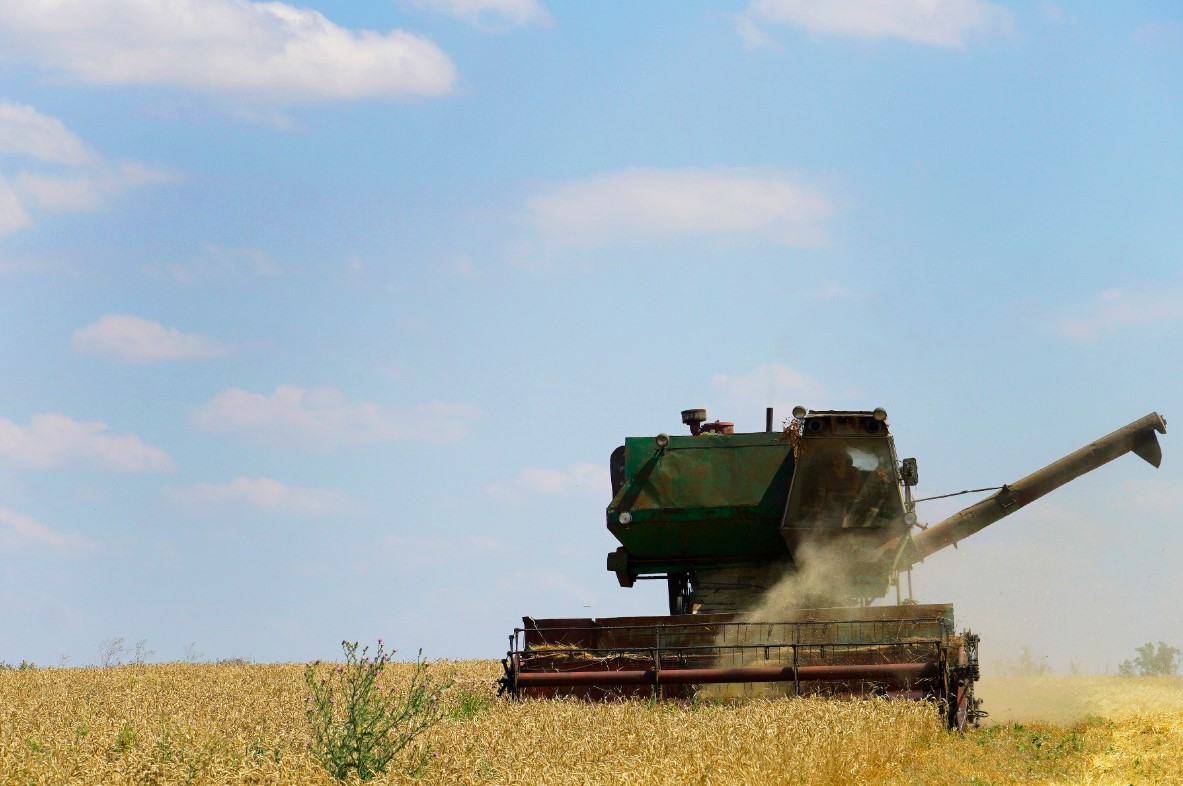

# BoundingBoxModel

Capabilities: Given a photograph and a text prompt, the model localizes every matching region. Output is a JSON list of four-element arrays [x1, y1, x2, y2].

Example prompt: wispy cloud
[[493, 568, 596, 607], [1054, 287, 1183, 341], [411, 0, 551, 29], [733, 13, 775, 50], [1121, 479, 1180, 517], [13, 162, 171, 212], [526, 167, 832, 249], [1037, 2, 1077, 27], [806, 281, 853, 301], [0, 101, 173, 238], [485, 462, 609, 504], [741, 0, 1014, 49], [0, 413, 175, 472], [73, 315, 227, 363], [0, 1, 456, 103], [193, 385, 478, 447], [383, 534, 503, 556], [0, 507, 85, 548], [1132, 22, 1183, 53], [142, 246, 280, 285], [712, 363, 831, 426], [165, 476, 351, 516]]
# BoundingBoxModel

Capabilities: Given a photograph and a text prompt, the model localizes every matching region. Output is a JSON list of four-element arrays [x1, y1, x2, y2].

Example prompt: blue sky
[[0, 0, 1180, 673]]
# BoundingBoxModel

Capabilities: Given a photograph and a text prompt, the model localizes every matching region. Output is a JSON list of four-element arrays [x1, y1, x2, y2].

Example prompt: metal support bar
[[793, 644, 799, 696], [512, 661, 935, 688]]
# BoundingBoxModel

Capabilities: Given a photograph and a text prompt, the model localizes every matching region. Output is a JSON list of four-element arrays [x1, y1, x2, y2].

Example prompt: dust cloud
[[698, 540, 874, 700], [694, 531, 1183, 724], [741, 540, 868, 622], [976, 674, 1183, 724]]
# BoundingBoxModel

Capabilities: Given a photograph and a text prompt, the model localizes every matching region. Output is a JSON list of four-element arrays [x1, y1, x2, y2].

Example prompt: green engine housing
[[605, 409, 913, 614]]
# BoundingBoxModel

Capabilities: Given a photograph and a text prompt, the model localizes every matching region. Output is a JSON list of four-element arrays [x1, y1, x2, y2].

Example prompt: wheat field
[[1, 661, 1180, 785]]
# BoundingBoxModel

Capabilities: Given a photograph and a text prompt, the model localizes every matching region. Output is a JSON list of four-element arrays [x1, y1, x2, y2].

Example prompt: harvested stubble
[[1, 661, 1180, 785]]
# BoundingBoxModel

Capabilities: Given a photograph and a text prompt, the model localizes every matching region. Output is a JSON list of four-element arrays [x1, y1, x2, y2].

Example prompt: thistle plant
[[304, 640, 448, 781]]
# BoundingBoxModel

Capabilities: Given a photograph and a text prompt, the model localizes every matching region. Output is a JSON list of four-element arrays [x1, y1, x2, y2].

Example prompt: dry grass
[[1, 662, 1180, 785]]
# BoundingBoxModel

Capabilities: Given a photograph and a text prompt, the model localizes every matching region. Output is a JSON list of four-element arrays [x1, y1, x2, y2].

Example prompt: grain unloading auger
[[500, 408, 1166, 730]]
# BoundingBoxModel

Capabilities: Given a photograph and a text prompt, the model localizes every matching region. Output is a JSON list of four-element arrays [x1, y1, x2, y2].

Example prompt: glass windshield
[[783, 438, 904, 530]]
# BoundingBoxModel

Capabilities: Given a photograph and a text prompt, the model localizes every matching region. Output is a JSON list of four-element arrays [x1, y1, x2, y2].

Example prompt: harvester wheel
[[667, 573, 691, 615]]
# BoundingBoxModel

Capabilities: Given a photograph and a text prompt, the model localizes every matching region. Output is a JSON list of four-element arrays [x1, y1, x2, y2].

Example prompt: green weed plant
[[304, 640, 447, 782]]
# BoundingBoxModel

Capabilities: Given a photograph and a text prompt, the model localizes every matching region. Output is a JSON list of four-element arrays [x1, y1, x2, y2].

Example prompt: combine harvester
[[500, 407, 1166, 729]]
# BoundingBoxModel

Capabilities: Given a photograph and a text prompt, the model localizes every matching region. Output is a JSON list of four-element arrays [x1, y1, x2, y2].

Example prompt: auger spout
[[906, 412, 1166, 564]]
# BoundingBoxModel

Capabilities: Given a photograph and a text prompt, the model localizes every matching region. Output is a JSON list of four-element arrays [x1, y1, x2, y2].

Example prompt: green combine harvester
[[500, 407, 1166, 730]]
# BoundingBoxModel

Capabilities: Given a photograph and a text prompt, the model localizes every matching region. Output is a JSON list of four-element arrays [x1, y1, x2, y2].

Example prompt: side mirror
[[900, 457, 919, 487]]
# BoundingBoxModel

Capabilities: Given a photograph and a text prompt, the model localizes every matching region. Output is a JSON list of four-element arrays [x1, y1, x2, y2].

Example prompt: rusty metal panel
[[505, 605, 966, 712]]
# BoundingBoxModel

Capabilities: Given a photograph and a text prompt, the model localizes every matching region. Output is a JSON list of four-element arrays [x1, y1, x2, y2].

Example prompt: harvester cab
[[780, 408, 912, 601], [501, 407, 1166, 731]]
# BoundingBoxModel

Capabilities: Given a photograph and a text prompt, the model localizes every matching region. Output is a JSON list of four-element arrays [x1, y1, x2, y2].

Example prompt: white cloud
[[1054, 287, 1183, 341], [13, 172, 101, 211], [743, 0, 1014, 49], [0, 102, 94, 165], [0, 413, 175, 472], [72, 315, 227, 363], [192, 385, 478, 447], [0, 102, 174, 238], [165, 476, 350, 516], [411, 0, 550, 29], [0, 176, 31, 234], [485, 462, 609, 504], [0, 1, 456, 103], [0, 507, 84, 548], [712, 363, 830, 427], [526, 167, 832, 248], [14, 161, 174, 213]]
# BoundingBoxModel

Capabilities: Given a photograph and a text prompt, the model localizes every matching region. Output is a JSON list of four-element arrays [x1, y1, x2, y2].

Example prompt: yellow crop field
[[2, 662, 1181, 785]]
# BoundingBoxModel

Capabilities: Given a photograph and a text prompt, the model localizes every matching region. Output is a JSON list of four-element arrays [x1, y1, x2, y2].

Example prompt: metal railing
[[505, 615, 952, 697]]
